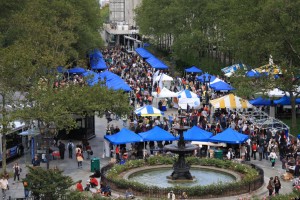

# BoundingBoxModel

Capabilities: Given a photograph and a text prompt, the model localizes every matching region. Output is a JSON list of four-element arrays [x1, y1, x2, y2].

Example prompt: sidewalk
[[2, 109, 295, 199]]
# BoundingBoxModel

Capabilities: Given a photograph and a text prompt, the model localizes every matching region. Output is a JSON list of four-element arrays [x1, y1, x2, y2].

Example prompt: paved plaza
[[3, 108, 295, 199]]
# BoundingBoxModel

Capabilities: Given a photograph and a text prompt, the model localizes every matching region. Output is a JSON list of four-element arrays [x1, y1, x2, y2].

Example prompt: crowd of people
[[98, 46, 299, 199]]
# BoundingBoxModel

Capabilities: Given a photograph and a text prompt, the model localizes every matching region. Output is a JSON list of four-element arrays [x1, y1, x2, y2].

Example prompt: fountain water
[[164, 115, 197, 181]]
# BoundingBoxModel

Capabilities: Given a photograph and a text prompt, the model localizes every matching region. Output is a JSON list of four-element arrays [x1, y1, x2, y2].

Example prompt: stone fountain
[[164, 115, 197, 181]]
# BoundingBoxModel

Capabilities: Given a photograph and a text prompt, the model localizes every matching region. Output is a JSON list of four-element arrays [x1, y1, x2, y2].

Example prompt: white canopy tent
[[174, 90, 200, 109], [152, 87, 177, 98], [155, 73, 173, 82]]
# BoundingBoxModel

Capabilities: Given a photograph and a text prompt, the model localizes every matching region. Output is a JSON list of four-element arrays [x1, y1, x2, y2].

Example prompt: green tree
[[25, 166, 73, 199], [16, 82, 131, 132], [0, 0, 106, 172], [223, 0, 300, 134]]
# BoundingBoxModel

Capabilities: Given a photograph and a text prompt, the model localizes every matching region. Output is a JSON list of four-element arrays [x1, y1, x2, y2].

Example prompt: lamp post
[[39, 124, 56, 170]]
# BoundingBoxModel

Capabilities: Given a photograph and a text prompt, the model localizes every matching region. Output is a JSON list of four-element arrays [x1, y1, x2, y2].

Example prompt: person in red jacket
[[89, 176, 99, 188], [252, 142, 257, 160], [76, 180, 83, 192]]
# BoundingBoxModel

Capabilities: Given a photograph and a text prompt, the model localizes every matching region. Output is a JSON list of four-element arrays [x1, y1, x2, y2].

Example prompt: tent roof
[[91, 59, 107, 70], [82, 71, 99, 86], [104, 128, 143, 145], [221, 63, 247, 75], [249, 97, 272, 106], [68, 67, 86, 74], [135, 47, 154, 59], [146, 57, 168, 69], [155, 73, 173, 81], [177, 90, 198, 98], [267, 88, 286, 97], [99, 71, 132, 91], [183, 126, 213, 141], [185, 66, 202, 73], [197, 73, 217, 83], [210, 81, 235, 91], [153, 87, 177, 98], [246, 70, 260, 77], [273, 95, 300, 105], [209, 128, 249, 144], [210, 94, 253, 109], [57, 66, 66, 73], [135, 105, 163, 116], [139, 126, 176, 142], [89, 49, 103, 59]]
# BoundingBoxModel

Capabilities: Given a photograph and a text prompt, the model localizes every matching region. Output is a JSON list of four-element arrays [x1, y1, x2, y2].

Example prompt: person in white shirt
[[0, 176, 9, 199], [167, 190, 176, 200]]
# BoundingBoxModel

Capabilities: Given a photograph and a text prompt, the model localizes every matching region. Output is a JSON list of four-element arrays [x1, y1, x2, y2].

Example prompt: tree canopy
[[0, 0, 120, 171], [136, 0, 300, 133]]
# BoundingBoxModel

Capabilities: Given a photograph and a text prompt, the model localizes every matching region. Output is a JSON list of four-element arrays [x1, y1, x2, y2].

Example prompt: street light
[[39, 123, 56, 170]]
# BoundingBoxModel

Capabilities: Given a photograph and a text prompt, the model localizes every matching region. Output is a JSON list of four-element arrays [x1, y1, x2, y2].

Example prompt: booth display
[[210, 94, 253, 109]]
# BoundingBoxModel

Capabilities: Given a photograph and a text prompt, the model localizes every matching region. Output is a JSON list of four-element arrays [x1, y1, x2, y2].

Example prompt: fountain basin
[[123, 165, 240, 188]]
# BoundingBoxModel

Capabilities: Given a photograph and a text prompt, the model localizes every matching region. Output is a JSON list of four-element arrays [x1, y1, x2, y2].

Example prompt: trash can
[[91, 157, 100, 172], [214, 150, 223, 159]]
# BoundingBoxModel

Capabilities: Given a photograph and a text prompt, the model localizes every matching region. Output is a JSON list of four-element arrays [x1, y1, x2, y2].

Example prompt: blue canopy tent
[[135, 105, 163, 116], [209, 128, 249, 144], [183, 126, 212, 141], [68, 67, 86, 74], [246, 70, 260, 78], [185, 66, 203, 73], [139, 126, 176, 142], [210, 81, 235, 91], [135, 47, 154, 59], [99, 70, 120, 81], [91, 59, 107, 70], [57, 66, 66, 73], [104, 128, 143, 145], [82, 71, 99, 86], [89, 49, 103, 59], [298, 134, 300, 139], [249, 97, 272, 106], [274, 95, 300, 105], [197, 73, 217, 83], [106, 79, 132, 92], [146, 57, 169, 69]]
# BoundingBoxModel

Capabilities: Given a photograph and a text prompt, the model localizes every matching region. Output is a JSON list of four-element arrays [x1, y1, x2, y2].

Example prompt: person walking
[[76, 149, 84, 168], [267, 177, 275, 196], [13, 162, 21, 181], [274, 176, 281, 195], [58, 141, 66, 160], [86, 142, 92, 159], [0, 175, 9, 199], [268, 149, 278, 168], [67, 140, 75, 159], [23, 174, 30, 198]]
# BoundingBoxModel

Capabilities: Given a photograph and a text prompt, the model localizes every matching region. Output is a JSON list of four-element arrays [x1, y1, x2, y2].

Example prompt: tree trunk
[[1, 93, 7, 172], [290, 92, 297, 134]]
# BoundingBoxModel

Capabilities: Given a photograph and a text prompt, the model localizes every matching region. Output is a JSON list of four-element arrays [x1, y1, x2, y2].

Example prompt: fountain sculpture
[[164, 115, 197, 180]]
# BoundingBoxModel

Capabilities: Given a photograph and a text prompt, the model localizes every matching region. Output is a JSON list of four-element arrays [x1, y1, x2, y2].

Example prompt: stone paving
[[2, 108, 295, 199]]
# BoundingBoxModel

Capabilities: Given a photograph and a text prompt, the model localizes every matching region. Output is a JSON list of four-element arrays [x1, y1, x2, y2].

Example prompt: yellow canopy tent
[[210, 94, 253, 109], [255, 64, 281, 75]]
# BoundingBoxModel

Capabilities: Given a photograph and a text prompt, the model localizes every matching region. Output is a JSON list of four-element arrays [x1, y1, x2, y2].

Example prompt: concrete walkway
[[2, 108, 294, 199]]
